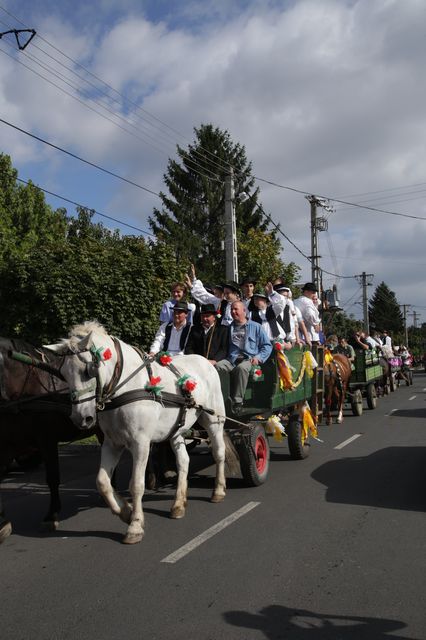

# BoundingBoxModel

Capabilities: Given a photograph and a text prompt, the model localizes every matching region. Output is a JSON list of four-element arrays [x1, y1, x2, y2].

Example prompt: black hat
[[213, 283, 224, 291], [204, 283, 214, 294], [253, 289, 268, 299], [240, 275, 257, 286], [274, 283, 290, 292], [173, 301, 189, 313], [302, 282, 318, 292], [222, 281, 241, 294], [200, 303, 217, 315]]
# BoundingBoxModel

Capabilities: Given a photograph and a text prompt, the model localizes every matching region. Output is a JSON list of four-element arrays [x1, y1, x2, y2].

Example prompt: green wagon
[[348, 350, 383, 415]]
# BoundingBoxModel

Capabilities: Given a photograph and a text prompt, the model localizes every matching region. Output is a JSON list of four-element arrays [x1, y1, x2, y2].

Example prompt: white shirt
[[249, 292, 286, 340], [191, 279, 233, 325], [150, 322, 188, 355], [294, 295, 320, 342]]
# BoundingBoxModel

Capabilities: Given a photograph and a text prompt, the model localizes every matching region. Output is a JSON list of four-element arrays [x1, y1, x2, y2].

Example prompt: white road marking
[[423, 388, 426, 392], [408, 395, 417, 401], [334, 434, 362, 450], [161, 501, 260, 564], [386, 409, 397, 416]]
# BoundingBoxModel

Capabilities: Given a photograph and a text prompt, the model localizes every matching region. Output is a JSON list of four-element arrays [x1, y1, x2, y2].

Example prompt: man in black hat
[[186, 265, 240, 326], [185, 304, 229, 364], [294, 282, 321, 346], [249, 282, 288, 341], [240, 275, 257, 312], [149, 300, 192, 356]]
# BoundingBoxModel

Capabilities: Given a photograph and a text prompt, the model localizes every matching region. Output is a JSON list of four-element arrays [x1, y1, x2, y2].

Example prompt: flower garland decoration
[[177, 373, 197, 393], [145, 376, 164, 397], [90, 345, 113, 362], [250, 364, 264, 381], [158, 351, 173, 366]]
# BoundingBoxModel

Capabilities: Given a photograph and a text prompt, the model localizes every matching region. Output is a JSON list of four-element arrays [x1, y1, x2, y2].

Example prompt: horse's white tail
[[223, 432, 241, 477]]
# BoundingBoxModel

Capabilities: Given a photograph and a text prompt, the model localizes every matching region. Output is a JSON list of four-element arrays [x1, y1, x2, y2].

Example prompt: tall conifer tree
[[369, 281, 403, 333]]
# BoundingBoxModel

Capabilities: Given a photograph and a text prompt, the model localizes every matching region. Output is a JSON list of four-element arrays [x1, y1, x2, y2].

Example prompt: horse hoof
[[210, 493, 225, 504], [0, 521, 12, 543], [337, 418, 343, 424], [170, 506, 186, 519], [122, 532, 143, 545], [41, 519, 59, 532]]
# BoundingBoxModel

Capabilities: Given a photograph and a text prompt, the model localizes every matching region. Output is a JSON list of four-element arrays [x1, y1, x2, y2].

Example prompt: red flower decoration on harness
[[145, 376, 163, 397], [102, 348, 112, 361], [177, 374, 197, 393], [159, 351, 173, 366], [274, 341, 283, 351]]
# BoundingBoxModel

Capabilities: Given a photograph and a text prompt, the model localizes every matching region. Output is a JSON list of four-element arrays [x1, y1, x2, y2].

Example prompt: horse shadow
[[389, 408, 426, 419], [223, 604, 414, 639], [311, 447, 426, 512]]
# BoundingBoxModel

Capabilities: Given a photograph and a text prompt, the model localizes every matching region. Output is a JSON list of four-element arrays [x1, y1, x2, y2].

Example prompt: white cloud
[[1, 0, 425, 321]]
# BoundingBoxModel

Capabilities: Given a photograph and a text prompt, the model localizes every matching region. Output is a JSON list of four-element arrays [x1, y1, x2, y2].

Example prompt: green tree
[[150, 124, 270, 282], [369, 282, 403, 334], [238, 228, 299, 287]]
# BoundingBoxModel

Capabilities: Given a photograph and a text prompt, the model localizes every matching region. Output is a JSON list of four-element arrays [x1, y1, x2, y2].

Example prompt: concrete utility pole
[[354, 272, 374, 334], [399, 304, 411, 347], [224, 168, 239, 282], [305, 195, 331, 296]]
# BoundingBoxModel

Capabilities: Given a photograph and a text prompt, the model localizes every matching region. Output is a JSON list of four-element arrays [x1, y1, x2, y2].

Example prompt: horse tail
[[223, 431, 241, 477]]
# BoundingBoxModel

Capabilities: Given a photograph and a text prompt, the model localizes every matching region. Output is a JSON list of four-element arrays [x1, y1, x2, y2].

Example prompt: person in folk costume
[[272, 282, 305, 345], [294, 282, 321, 347], [240, 275, 257, 314], [215, 301, 272, 413], [185, 304, 229, 365], [185, 264, 240, 326], [159, 281, 196, 325], [149, 301, 192, 357], [249, 283, 291, 348]]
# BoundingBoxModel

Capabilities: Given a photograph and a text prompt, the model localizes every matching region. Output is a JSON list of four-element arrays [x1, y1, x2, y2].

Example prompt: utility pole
[[305, 195, 331, 296], [399, 304, 411, 347], [409, 310, 420, 328], [354, 272, 374, 333], [224, 168, 238, 282]]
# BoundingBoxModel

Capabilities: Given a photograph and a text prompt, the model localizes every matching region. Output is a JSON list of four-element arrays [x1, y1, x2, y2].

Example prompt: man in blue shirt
[[215, 300, 272, 412]]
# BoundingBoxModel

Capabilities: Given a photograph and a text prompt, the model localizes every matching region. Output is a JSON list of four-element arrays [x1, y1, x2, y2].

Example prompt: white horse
[[46, 321, 232, 544]]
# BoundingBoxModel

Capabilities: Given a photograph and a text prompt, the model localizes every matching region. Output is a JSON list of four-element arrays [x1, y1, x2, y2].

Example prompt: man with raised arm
[[185, 264, 240, 326]]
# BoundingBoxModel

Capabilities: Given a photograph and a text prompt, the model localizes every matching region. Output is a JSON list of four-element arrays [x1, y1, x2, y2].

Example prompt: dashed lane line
[[408, 395, 417, 401], [161, 501, 261, 564], [334, 434, 362, 450], [386, 409, 397, 416]]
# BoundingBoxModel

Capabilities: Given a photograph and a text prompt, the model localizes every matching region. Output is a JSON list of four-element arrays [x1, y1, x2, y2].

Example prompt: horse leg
[[123, 440, 150, 545], [38, 434, 61, 531], [96, 438, 131, 525], [199, 414, 226, 503], [169, 434, 189, 519], [0, 492, 12, 543], [336, 389, 344, 424]]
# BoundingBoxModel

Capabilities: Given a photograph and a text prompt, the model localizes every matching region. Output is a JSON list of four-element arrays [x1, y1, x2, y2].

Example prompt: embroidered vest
[[251, 306, 280, 337], [164, 323, 191, 352], [276, 304, 291, 334]]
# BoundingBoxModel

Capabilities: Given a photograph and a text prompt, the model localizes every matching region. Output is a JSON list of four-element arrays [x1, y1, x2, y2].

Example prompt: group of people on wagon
[[148, 267, 322, 413], [326, 328, 412, 371]]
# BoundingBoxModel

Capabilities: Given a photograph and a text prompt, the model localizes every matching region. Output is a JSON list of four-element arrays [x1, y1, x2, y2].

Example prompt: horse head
[[45, 322, 116, 430]]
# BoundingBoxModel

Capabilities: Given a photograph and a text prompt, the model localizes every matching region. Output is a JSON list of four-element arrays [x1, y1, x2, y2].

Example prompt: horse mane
[[67, 320, 109, 350]]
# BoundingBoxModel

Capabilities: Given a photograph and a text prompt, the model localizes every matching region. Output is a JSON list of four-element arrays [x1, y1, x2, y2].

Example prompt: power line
[[254, 176, 426, 221], [0, 116, 161, 197]]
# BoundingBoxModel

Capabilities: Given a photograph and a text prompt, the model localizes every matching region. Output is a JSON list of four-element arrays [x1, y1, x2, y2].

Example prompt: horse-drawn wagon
[[348, 350, 383, 415], [192, 345, 323, 487]]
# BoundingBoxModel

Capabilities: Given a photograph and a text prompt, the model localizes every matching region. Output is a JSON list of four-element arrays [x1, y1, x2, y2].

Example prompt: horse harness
[[67, 338, 214, 435]]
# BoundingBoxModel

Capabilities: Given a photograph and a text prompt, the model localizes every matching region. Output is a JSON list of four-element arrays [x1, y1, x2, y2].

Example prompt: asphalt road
[[1, 373, 426, 640]]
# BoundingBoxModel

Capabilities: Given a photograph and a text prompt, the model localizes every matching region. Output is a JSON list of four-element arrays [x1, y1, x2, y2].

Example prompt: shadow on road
[[312, 447, 426, 512], [223, 604, 416, 639], [390, 408, 426, 419]]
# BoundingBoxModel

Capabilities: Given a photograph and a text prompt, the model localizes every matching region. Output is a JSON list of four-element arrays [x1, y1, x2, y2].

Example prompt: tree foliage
[[0, 154, 179, 347], [369, 281, 403, 334], [150, 123, 273, 282]]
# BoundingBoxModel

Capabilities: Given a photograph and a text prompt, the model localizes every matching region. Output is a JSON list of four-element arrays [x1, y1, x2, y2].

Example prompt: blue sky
[[1, 0, 426, 323]]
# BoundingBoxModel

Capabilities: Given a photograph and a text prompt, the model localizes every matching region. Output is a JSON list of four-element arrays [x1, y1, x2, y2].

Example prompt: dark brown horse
[[0, 337, 99, 537], [323, 352, 352, 425]]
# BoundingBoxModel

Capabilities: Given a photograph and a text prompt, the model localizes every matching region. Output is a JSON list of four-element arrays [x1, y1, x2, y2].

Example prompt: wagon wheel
[[351, 389, 363, 416], [366, 383, 377, 410], [287, 413, 310, 460], [236, 423, 270, 486]]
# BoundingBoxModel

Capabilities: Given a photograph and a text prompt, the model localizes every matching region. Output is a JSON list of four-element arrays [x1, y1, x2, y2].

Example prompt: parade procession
[[1, 2, 426, 639]]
